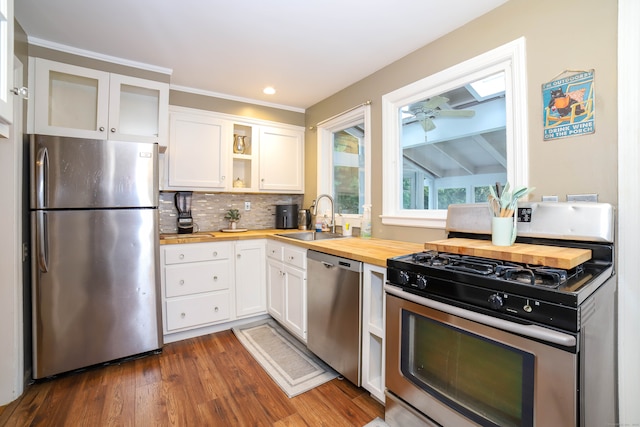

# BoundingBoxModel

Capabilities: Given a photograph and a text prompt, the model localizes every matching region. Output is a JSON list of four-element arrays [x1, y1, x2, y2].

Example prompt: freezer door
[[30, 134, 158, 209], [31, 208, 162, 378]]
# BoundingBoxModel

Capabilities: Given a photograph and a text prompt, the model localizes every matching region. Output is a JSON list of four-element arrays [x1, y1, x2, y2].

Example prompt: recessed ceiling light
[[263, 86, 276, 95]]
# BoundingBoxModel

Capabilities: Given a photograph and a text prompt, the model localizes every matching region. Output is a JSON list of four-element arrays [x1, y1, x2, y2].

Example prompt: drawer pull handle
[[181, 312, 186, 318]]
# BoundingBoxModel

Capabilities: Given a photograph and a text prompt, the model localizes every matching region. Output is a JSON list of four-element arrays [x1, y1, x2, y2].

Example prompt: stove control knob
[[488, 294, 504, 310], [398, 271, 410, 285], [416, 274, 428, 290]]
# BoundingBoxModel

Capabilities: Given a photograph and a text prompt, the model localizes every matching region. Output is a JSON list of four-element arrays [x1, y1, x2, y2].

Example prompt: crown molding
[[27, 36, 173, 75]]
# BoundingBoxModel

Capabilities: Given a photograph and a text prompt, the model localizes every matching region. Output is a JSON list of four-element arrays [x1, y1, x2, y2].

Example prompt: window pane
[[333, 125, 364, 214], [400, 72, 507, 210], [437, 187, 466, 210]]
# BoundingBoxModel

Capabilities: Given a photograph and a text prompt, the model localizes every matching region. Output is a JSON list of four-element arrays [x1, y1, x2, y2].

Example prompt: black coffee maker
[[175, 191, 194, 234]]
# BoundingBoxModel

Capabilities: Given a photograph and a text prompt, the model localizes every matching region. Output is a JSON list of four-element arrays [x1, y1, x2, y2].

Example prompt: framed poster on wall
[[542, 70, 595, 141]]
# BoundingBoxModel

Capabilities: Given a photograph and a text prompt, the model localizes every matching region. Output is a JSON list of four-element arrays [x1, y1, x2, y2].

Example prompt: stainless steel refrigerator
[[30, 134, 163, 379]]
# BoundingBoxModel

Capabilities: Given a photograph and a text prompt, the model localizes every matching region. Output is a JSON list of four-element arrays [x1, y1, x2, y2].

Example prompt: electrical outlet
[[567, 194, 598, 202], [244, 201, 251, 211]]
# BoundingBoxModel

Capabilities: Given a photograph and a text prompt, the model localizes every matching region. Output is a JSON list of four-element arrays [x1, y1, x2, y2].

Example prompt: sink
[[277, 231, 347, 241]]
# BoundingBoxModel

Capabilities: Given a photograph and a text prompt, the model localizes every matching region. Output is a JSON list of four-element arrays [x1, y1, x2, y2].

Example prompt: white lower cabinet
[[235, 240, 267, 318], [162, 241, 234, 334], [361, 263, 387, 403], [266, 240, 307, 341]]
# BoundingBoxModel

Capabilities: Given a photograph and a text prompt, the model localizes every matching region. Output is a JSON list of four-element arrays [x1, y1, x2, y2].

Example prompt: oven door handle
[[384, 284, 576, 348]]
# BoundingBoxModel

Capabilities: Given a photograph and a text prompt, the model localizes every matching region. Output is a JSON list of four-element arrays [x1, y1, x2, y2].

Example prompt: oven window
[[401, 310, 534, 427]]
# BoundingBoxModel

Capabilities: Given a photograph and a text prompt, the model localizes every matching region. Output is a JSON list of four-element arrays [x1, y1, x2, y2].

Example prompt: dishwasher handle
[[307, 250, 362, 273]]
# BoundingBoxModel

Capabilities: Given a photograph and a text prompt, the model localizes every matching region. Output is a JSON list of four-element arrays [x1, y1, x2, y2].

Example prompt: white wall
[[0, 58, 24, 405], [617, 1, 640, 424]]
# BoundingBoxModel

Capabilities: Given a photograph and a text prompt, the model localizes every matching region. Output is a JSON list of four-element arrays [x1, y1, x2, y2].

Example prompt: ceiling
[[14, 0, 507, 111]]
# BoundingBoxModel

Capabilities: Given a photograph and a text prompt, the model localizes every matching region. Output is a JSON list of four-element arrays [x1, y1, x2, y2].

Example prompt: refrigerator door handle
[[36, 146, 48, 209], [37, 211, 49, 273]]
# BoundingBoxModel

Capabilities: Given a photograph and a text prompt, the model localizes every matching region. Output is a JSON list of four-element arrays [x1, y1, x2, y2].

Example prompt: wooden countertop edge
[[160, 230, 424, 267]]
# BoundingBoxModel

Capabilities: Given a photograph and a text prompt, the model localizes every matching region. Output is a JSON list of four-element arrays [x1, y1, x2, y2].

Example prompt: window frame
[[381, 37, 529, 229], [316, 104, 371, 226]]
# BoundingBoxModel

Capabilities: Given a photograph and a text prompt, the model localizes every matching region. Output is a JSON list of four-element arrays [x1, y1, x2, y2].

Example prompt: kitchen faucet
[[312, 194, 335, 233]]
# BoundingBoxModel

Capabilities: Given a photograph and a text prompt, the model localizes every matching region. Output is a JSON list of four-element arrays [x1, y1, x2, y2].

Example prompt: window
[[382, 38, 529, 228], [317, 104, 371, 225]]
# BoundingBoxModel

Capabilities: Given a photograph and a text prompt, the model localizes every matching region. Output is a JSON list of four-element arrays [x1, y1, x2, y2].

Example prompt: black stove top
[[387, 239, 614, 333]]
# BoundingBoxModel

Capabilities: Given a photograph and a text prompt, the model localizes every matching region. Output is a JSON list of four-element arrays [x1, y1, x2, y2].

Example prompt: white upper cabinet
[[167, 108, 229, 189], [166, 107, 304, 193], [259, 126, 304, 193], [0, 0, 14, 137], [32, 58, 168, 145]]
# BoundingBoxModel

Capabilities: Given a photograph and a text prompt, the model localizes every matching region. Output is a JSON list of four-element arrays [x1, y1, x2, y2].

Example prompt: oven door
[[385, 285, 578, 427]]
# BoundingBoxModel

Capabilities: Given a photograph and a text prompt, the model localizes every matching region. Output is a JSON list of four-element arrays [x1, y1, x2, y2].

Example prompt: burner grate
[[496, 265, 570, 288]]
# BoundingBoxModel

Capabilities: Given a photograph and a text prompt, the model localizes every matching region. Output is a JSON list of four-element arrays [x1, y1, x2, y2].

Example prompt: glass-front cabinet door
[[108, 73, 168, 144], [33, 58, 110, 138], [32, 58, 168, 145]]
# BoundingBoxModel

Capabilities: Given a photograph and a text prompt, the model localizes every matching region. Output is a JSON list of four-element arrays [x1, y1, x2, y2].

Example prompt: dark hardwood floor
[[0, 330, 384, 426]]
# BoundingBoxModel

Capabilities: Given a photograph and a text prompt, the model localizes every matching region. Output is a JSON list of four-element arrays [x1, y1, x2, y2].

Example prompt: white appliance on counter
[[30, 134, 163, 379]]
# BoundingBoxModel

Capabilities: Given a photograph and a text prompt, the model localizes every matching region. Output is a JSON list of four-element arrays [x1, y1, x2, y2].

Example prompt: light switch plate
[[244, 201, 251, 210]]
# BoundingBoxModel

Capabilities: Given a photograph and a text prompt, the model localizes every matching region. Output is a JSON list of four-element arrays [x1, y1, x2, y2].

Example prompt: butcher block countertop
[[424, 238, 592, 269], [160, 229, 424, 267]]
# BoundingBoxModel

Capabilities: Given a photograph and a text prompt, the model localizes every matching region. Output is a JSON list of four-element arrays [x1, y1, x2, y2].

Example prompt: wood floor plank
[[0, 326, 384, 426]]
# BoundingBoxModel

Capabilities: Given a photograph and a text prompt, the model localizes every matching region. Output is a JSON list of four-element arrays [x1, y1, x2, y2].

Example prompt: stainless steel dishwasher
[[307, 250, 362, 386]]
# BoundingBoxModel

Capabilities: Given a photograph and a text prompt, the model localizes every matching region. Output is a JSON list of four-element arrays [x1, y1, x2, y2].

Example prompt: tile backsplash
[[159, 191, 304, 233]]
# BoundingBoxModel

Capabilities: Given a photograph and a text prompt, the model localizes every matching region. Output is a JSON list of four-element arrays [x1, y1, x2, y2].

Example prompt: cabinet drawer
[[165, 292, 230, 331], [283, 245, 306, 269], [266, 241, 283, 261], [164, 242, 231, 264], [165, 261, 230, 297]]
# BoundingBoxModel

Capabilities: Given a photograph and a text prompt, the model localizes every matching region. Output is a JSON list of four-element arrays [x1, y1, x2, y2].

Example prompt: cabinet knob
[[99, 127, 105, 132], [179, 279, 185, 286], [214, 306, 219, 312], [237, 254, 241, 259], [180, 312, 186, 318], [110, 128, 116, 133], [179, 254, 185, 260], [213, 251, 218, 257], [213, 275, 218, 281]]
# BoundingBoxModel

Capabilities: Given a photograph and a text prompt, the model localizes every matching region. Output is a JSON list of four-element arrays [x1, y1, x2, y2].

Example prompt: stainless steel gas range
[[384, 202, 616, 427]]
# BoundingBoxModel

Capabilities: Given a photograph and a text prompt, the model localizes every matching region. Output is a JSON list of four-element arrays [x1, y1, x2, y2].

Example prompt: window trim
[[381, 37, 529, 229], [316, 104, 371, 226]]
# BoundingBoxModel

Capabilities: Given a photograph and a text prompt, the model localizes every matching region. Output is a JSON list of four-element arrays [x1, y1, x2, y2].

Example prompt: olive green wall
[[305, 0, 617, 244]]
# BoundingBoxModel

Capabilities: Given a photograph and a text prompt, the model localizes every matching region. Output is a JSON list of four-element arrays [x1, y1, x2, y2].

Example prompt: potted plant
[[225, 208, 241, 229]]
